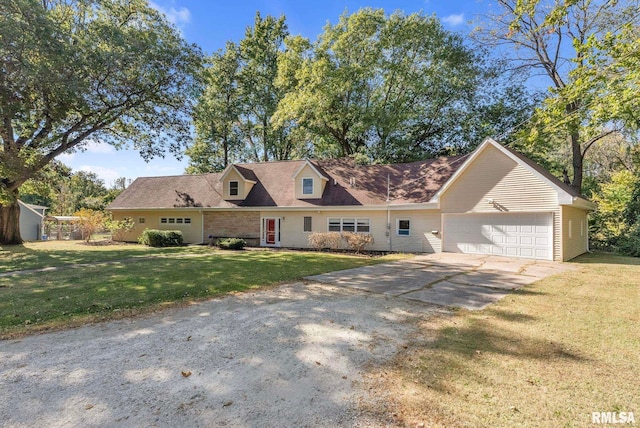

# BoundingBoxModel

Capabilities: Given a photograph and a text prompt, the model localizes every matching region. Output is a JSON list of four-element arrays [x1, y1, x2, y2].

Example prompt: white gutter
[[109, 202, 440, 213]]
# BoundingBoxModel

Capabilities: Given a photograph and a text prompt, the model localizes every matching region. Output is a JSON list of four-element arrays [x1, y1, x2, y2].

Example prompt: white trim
[[291, 160, 329, 181], [109, 203, 440, 212], [229, 180, 239, 196], [261, 217, 281, 247], [220, 164, 257, 184], [18, 200, 46, 219], [301, 177, 314, 195], [396, 218, 411, 237]]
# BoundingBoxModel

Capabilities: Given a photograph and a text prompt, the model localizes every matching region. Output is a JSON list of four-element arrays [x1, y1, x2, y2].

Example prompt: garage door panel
[[444, 213, 553, 260]]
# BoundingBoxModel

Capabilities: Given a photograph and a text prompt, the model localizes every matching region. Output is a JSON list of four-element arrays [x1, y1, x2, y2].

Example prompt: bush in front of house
[[138, 229, 183, 247], [308, 232, 343, 250], [341, 232, 375, 253], [217, 238, 246, 250]]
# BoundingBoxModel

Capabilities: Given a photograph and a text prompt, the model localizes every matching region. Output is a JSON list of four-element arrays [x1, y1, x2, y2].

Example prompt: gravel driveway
[[0, 282, 438, 427]]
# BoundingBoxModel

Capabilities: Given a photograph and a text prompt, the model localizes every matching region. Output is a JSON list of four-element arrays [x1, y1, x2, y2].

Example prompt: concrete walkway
[[305, 253, 575, 310]]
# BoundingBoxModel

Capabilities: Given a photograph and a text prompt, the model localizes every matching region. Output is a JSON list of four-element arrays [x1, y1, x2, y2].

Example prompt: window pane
[[176, 218, 183, 224], [184, 218, 191, 224], [398, 219, 410, 235], [139, 217, 145, 224], [160, 218, 167, 224], [304, 216, 312, 232], [229, 181, 239, 196], [342, 218, 355, 232], [168, 218, 175, 224], [302, 178, 313, 195], [357, 219, 370, 233], [328, 218, 341, 232]]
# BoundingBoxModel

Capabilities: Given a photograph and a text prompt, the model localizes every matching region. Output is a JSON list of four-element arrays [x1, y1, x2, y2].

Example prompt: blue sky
[[61, 0, 484, 186]]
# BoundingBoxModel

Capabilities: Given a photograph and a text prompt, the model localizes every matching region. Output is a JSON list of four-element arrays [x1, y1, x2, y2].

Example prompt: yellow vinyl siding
[[111, 210, 203, 244], [440, 144, 562, 260], [293, 164, 326, 199], [276, 209, 441, 253], [561, 205, 589, 261], [222, 169, 252, 200]]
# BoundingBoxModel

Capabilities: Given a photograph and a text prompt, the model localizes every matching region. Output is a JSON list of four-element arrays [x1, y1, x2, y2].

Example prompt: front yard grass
[[369, 252, 640, 427], [0, 240, 212, 273], [0, 245, 403, 338]]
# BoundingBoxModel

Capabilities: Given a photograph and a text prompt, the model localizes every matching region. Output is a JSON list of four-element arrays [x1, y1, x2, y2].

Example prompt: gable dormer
[[292, 160, 329, 199], [221, 164, 257, 200]]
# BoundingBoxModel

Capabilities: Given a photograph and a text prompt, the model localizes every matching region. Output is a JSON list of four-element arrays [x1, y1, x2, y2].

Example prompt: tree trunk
[[571, 131, 583, 193], [0, 190, 22, 244]]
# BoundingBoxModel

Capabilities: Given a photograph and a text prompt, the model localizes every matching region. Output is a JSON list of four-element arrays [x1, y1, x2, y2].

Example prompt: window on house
[[139, 217, 145, 224], [302, 178, 313, 195], [356, 219, 370, 233], [160, 217, 191, 225], [328, 218, 341, 232], [327, 218, 371, 233], [303, 216, 312, 232], [397, 219, 411, 236], [229, 181, 239, 196]]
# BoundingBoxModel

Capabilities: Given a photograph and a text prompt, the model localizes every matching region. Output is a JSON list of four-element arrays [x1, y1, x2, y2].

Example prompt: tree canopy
[[0, 0, 202, 243]]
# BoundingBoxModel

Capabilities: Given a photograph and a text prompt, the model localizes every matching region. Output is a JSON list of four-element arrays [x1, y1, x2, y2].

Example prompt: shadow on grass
[[569, 251, 640, 265]]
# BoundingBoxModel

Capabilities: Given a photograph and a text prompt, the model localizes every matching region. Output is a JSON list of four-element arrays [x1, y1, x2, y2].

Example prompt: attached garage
[[443, 212, 553, 260]]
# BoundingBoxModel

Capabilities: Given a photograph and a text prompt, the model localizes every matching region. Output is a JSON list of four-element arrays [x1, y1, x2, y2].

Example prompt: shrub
[[72, 208, 106, 243], [105, 216, 135, 241], [342, 232, 375, 253], [217, 238, 246, 250], [308, 232, 342, 250], [138, 229, 183, 247]]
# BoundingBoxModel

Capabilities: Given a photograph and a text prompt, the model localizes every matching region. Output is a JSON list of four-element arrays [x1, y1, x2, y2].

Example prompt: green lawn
[[0, 240, 213, 273], [370, 252, 640, 427], [0, 242, 402, 338]]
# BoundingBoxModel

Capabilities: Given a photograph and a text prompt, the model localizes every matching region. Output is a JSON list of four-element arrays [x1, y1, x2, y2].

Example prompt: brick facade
[[203, 211, 261, 245]]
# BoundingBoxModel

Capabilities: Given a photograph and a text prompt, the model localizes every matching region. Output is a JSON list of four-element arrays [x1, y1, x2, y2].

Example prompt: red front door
[[266, 218, 276, 244]]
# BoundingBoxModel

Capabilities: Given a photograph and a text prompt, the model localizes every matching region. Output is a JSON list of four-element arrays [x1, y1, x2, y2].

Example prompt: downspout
[[200, 210, 204, 245], [387, 174, 392, 252]]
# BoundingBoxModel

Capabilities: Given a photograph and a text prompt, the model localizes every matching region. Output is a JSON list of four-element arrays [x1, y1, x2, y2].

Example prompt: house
[[108, 138, 596, 261], [18, 200, 47, 241]]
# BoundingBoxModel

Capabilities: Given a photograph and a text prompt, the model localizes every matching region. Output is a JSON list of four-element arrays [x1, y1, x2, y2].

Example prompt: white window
[[159, 217, 191, 226], [303, 216, 312, 232], [397, 219, 411, 236], [302, 178, 314, 195], [229, 181, 239, 196], [327, 218, 371, 233]]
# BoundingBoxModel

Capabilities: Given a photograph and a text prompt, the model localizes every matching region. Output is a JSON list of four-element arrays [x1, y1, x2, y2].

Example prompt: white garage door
[[443, 212, 553, 260]]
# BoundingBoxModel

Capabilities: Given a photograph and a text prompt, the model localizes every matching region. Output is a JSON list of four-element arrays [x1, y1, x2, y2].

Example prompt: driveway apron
[[306, 254, 574, 310]]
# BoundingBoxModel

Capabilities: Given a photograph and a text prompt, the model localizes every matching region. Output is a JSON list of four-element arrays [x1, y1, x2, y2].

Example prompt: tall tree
[[475, 0, 640, 192], [188, 42, 242, 173], [0, 0, 202, 244], [274, 9, 533, 161], [238, 12, 289, 162]]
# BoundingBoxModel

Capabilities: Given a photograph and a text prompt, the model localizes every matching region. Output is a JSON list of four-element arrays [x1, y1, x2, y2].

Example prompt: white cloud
[[78, 165, 121, 184], [58, 152, 75, 163], [442, 13, 465, 26], [149, 1, 191, 27], [82, 140, 115, 154]]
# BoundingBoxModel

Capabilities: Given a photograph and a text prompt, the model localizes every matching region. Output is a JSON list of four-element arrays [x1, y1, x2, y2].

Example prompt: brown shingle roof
[[108, 155, 469, 209]]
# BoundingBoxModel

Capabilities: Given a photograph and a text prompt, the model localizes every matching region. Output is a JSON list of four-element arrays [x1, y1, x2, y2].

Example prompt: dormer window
[[229, 181, 239, 196], [302, 178, 313, 195]]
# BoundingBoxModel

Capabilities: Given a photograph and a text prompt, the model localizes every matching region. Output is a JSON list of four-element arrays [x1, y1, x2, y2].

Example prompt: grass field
[[367, 252, 640, 427], [0, 241, 401, 338]]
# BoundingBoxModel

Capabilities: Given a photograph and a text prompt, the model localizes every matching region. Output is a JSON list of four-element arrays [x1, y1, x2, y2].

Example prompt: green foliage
[[0, 0, 202, 243], [138, 229, 184, 247], [216, 238, 246, 250], [105, 216, 135, 241], [477, 0, 640, 192], [72, 208, 107, 243]]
